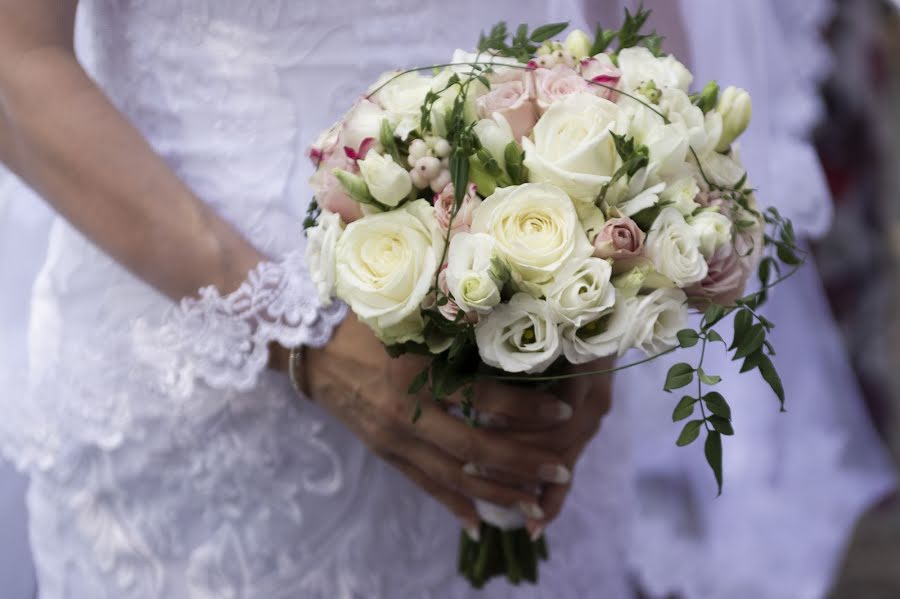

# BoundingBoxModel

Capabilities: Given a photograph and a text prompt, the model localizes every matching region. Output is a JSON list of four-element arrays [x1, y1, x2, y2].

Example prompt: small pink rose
[[309, 152, 363, 224], [579, 54, 621, 101], [687, 224, 762, 305], [593, 216, 645, 259], [534, 65, 590, 113], [476, 70, 539, 141], [434, 182, 480, 235], [423, 265, 477, 324]]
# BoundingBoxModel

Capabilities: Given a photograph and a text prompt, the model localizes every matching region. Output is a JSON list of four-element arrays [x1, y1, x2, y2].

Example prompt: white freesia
[[545, 257, 616, 326], [701, 150, 746, 189], [659, 176, 701, 216], [473, 113, 515, 170], [471, 183, 594, 295], [446, 233, 503, 314], [689, 211, 732, 259], [561, 298, 632, 363], [523, 93, 626, 203], [659, 88, 722, 158], [625, 103, 689, 178], [357, 152, 412, 207], [643, 206, 708, 286], [369, 71, 433, 139], [564, 29, 593, 59], [475, 294, 562, 374], [619, 288, 688, 355], [305, 210, 344, 306], [335, 200, 438, 343], [617, 182, 666, 217], [716, 86, 752, 152], [617, 46, 692, 96]]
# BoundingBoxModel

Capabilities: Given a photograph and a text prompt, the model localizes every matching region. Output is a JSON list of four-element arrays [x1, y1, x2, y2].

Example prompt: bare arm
[[0, 1, 264, 300]]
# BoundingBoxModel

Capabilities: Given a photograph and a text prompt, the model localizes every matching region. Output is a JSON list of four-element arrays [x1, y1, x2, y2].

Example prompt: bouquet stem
[[457, 524, 548, 588]]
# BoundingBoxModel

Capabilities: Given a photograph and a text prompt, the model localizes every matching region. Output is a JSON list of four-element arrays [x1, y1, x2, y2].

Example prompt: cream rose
[[334, 200, 438, 343], [534, 65, 591, 113], [369, 71, 433, 139], [619, 288, 688, 355], [357, 152, 412, 207], [643, 207, 709, 286], [689, 211, 732, 260], [561, 298, 632, 363], [523, 93, 625, 203], [475, 293, 562, 374], [305, 210, 344, 306], [471, 183, 594, 295], [446, 233, 503, 314], [545, 257, 616, 326]]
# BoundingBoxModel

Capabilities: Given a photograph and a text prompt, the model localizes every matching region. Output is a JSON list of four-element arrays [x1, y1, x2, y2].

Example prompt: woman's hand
[[303, 316, 577, 534]]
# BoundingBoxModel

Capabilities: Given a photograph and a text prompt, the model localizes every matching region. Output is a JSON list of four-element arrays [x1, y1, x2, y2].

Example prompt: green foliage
[[705, 432, 723, 495], [303, 197, 321, 231], [676, 329, 700, 348], [664, 363, 695, 391], [477, 21, 569, 62], [676, 420, 703, 446], [672, 395, 696, 422]]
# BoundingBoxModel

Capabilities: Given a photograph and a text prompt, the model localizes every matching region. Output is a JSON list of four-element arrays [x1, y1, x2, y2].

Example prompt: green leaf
[[705, 431, 723, 495], [763, 340, 776, 356], [676, 329, 700, 348], [698, 369, 721, 386], [730, 309, 752, 350], [733, 324, 765, 359], [703, 392, 732, 419], [777, 243, 802, 266], [411, 399, 423, 423], [703, 304, 726, 329], [740, 348, 764, 373], [664, 363, 695, 391], [758, 354, 786, 410], [676, 420, 704, 447], [672, 396, 696, 422], [530, 22, 569, 43], [407, 366, 430, 395], [449, 149, 470, 207], [379, 119, 402, 164], [706, 330, 725, 345], [708, 415, 734, 436]]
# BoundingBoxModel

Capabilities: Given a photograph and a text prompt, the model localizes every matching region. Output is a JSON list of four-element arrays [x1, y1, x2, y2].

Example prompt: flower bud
[[357, 152, 412, 207], [564, 29, 593, 60], [715, 86, 752, 152]]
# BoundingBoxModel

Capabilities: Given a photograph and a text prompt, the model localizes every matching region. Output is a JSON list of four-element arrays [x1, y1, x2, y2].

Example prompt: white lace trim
[[133, 249, 346, 396]]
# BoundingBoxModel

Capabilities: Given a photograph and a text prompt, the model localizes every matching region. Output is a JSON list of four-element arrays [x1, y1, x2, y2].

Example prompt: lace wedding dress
[[0, 1, 893, 598]]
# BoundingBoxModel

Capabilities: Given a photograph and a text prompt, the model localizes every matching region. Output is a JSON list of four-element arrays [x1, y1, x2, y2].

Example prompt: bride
[[0, 0, 893, 597]]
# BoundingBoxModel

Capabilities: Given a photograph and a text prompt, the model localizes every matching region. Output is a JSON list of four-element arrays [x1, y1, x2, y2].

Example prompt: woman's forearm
[[0, 31, 265, 299]]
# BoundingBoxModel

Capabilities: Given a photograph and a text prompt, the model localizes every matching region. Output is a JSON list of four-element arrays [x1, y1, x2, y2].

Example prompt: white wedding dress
[[0, 1, 893, 598]]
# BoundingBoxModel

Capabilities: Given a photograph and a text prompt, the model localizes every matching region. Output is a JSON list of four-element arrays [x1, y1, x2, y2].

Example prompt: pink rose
[[579, 54, 621, 101], [476, 70, 539, 141], [534, 65, 590, 113], [434, 183, 480, 235], [687, 222, 762, 305], [593, 216, 645, 259], [309, 152, 363, 224]]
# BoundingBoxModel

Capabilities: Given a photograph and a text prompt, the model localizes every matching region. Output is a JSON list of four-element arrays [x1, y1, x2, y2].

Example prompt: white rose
[[561, 297, 632, 363], [617, 182, 666, 217], [700, 150, 746, 189], [471, 183, 594, 295], [475, 293, 562, 374], [545, 257, 615, 326], [473, 113, 515, 171], [446, 233, 503, 314], [716, 86, 752, 152], [369, 71, 433, 139], [617, 47, 692, 96], [619, 288, 688, 355], [625, 103, 689, 179], [643, 206, 708, 286], [659, 176, 701, 216], [335, 200, 438, 343], [689, 211, 732, 260], [357, 152, 412, 207], [659, 88, 722, 158], [305, 210, 344, 306], [522, 93, 626, 203], [339, 99, 387, 156], [564, 29, 593, 60]]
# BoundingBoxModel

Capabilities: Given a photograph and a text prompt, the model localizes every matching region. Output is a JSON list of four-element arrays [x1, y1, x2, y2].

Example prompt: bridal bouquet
[[304, 6, 802, 588]]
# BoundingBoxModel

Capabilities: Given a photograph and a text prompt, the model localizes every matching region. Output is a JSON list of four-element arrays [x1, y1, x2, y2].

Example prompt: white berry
[[415, 156, 442, 180], [433, 138, 451, 158], [408, 139, 429, 162]]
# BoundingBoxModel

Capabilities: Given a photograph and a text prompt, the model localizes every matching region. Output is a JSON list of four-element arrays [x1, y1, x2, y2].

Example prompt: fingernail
[[463, 521, 481, 542], [538, 464, 571, 484], [540, 401, 573, 421], [528, 524, 545, 542], [518, 502, 545, 520], [463, 462, 482, 477]]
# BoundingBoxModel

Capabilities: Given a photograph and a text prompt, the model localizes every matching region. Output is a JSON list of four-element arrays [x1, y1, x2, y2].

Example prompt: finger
[[383, 454, 480, 534], [416, 405, 572, 486], [407, 442, 545, 520], [468, 380, 574, 430]]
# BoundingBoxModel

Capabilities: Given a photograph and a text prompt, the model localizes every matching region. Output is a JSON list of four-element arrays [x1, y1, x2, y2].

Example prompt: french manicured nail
[[538, 464, 571, 484], [463, 462, 482, 477], [518, 502, 544, 520], [540, 401, 573, 421], [463, 521, 481, 542], [528, 524, 545, 542]]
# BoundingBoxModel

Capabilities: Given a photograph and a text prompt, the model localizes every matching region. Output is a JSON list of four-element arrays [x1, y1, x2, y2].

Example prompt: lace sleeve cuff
[[133, 248, 346, 395]]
